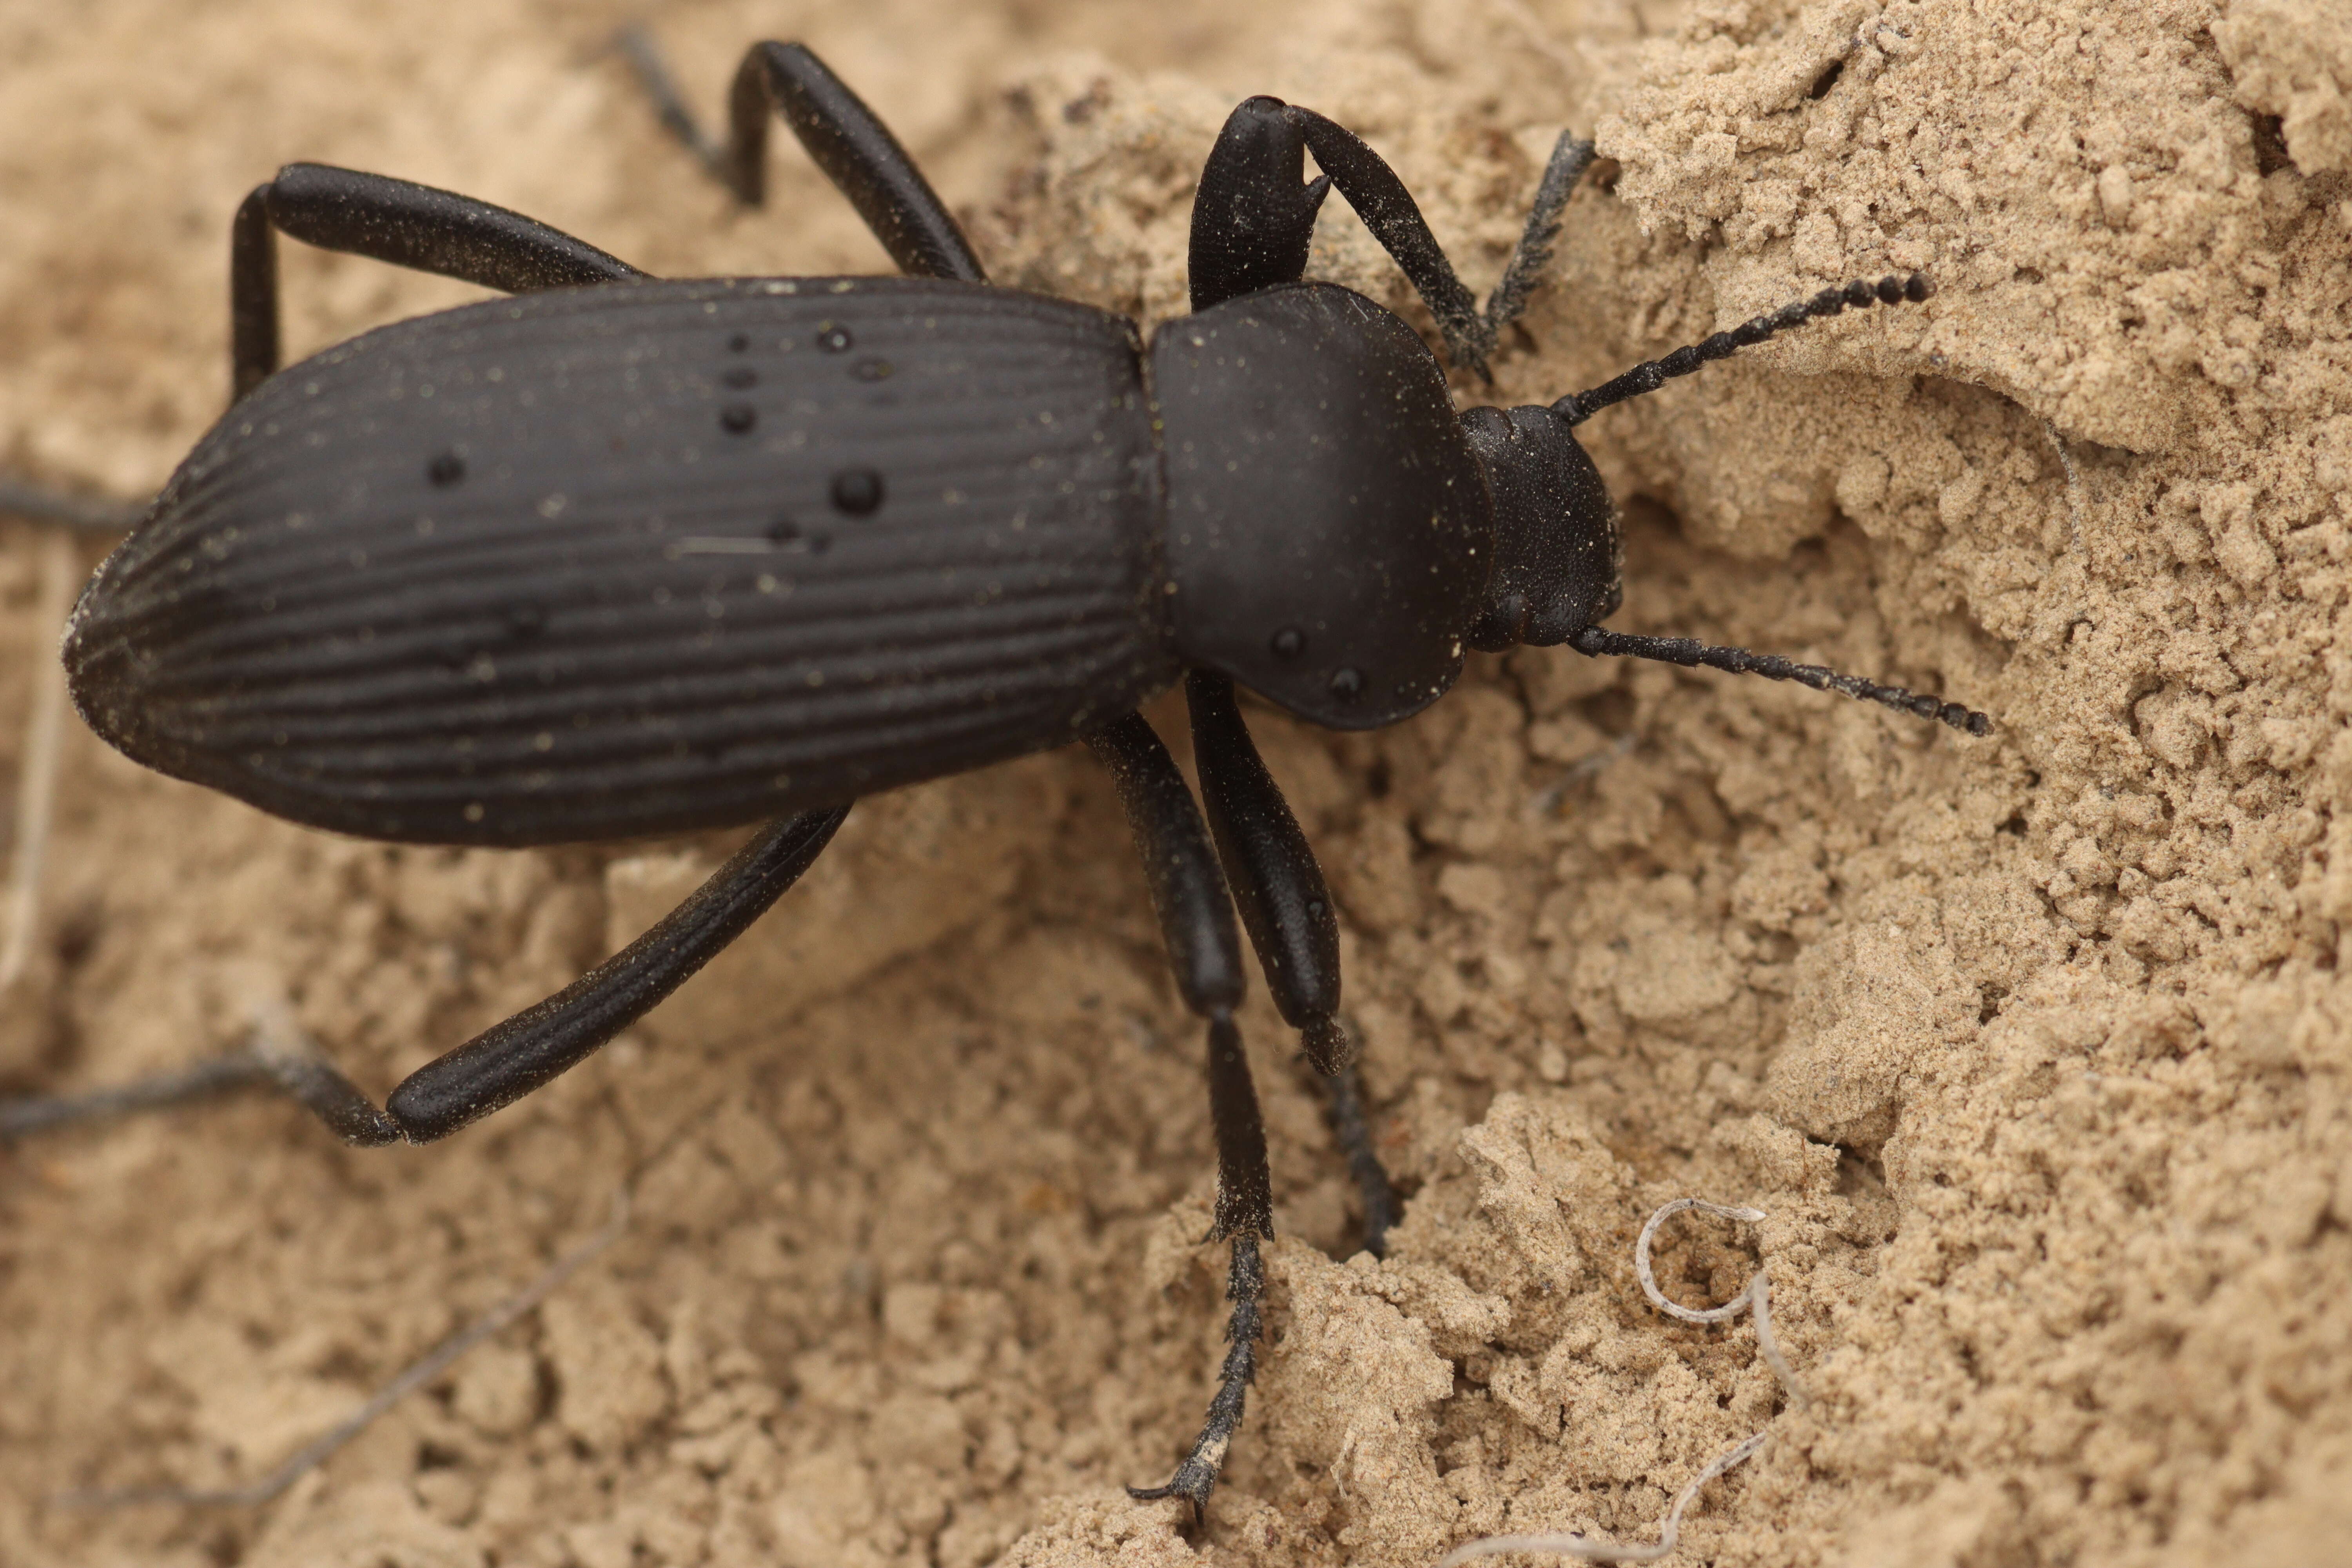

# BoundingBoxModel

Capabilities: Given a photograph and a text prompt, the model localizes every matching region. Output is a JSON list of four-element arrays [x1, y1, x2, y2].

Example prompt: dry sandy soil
[[4, 0, 2350, 1564]]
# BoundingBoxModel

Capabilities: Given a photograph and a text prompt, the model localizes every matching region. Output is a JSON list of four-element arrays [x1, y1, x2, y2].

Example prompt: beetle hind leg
[[383, 806, 849, 1142], [1186, 672, 1399, 1259], [229, 163, 649, 400], [1085, 711, 1271, 1513], [1, 809, 848, 1150]]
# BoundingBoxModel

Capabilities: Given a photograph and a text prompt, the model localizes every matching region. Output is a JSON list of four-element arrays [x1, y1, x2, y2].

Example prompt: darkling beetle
[[50, 36, 1986, 1509]]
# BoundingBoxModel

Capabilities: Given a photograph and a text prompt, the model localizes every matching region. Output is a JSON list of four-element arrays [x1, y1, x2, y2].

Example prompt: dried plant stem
[[0, 531, 79, 994], [59, 1188, 631, 1510]]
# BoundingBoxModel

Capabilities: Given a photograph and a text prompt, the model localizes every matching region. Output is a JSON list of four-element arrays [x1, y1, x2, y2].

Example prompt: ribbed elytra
[[66, 278, 1175, 846]]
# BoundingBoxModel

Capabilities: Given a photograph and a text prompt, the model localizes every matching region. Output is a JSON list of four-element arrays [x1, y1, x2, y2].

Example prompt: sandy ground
[[3, 0, 2350, 1563]]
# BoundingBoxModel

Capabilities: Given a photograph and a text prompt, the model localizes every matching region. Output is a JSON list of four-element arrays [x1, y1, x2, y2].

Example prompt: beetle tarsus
[[1132, 1013, 1271, 1512], [1478, 131, 1595, 351], [1129, 1229, 1264, 1513], [1322, 1060, 1398, 1259], [0, 478, 146, 532], [612, 25, 735, 186], [253, 1049, 406, 1147], [0, 1055, 273, 1141]]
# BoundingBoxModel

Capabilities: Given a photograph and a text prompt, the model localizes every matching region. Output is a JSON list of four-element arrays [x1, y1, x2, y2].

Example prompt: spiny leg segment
[[1085, 712, 1273, 1511]]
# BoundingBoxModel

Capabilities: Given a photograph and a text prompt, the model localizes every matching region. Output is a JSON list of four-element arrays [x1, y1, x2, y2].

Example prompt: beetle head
[[1457, 404, 1621, 652]]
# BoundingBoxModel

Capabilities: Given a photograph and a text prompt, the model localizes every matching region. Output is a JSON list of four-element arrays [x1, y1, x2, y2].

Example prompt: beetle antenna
[[1555, 272, 1932, 426], [1569, 625, 1991, 735]]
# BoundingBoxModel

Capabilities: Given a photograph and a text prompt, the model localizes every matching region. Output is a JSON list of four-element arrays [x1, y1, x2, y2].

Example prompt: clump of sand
[[2, 1, 2349, 1565]]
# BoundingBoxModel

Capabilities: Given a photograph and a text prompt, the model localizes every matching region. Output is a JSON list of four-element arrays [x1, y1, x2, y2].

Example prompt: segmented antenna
[[1570, 626, 1990, 735], [1556, 272, 1932, 426], [1550, 271, 1982, 735]]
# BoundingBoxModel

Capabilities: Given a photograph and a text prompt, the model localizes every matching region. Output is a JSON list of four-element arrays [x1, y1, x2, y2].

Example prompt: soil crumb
[[4, 2, 2350, 1565]]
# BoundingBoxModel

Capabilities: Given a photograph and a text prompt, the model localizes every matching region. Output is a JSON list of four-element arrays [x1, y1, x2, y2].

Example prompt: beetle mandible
[[56, 36, 1985, 1507]]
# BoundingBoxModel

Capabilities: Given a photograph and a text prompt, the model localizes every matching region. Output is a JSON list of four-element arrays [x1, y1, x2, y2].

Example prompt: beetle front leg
[[1085, 711, 1270, 1514], [1187, 671, 1398, 1258], [1194, 98, 1595, 377], [1187, 97, 1331, 312]]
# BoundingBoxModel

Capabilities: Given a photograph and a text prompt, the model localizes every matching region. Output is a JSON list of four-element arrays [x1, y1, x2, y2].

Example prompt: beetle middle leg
[[1188, 671, 1399, 1259], [619, 30, 987, 285], [1085, 711, 1271, 1512]]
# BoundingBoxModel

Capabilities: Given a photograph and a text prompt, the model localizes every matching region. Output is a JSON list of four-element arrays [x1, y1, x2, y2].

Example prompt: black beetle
[[52, 37, 1982, 1507]]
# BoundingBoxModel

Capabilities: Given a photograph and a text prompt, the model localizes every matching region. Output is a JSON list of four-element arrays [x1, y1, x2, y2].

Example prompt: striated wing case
[[66, 276, 1175, 844]]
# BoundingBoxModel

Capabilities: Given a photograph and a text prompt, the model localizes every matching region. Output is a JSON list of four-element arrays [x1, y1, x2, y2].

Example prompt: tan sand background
[[4, 0, 2350, 1563]]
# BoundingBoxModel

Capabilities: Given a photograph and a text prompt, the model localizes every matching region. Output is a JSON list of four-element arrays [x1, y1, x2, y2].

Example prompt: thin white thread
[[1635, 1199, 1765, 1323], [2044, 420, 2085, 555], [1435, 1427, 1773, 1566], [1434, 1198, 1809, 1565]]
